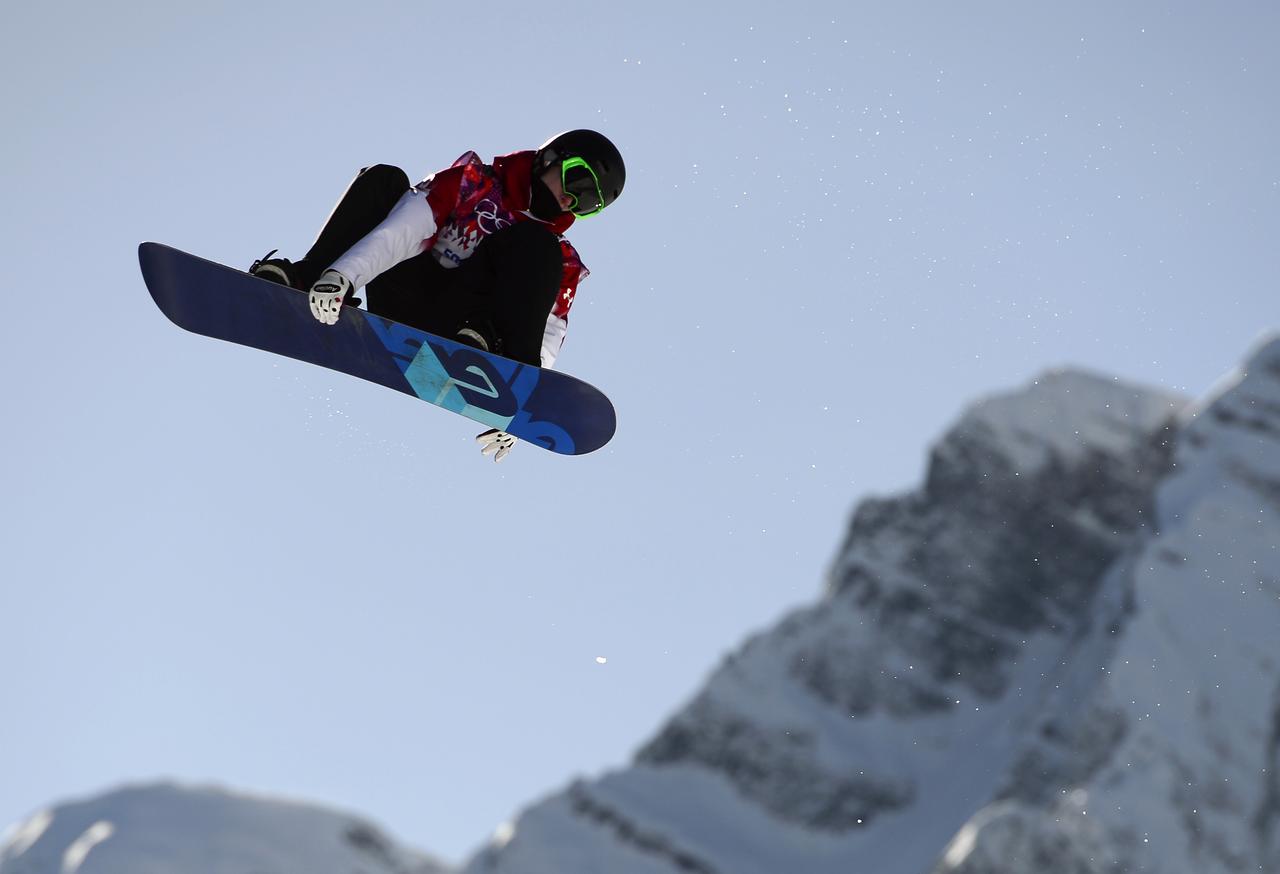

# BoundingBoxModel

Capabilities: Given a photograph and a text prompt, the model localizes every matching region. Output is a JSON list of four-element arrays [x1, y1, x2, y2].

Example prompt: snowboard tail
[[139, 243, 615, 455]]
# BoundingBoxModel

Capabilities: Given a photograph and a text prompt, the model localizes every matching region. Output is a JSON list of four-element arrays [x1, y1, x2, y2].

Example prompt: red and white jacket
[[331, 150, 588, 369]]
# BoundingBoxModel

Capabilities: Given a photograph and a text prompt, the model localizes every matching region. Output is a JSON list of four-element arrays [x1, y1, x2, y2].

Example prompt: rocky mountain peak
[[465, 338, 1280, 874]]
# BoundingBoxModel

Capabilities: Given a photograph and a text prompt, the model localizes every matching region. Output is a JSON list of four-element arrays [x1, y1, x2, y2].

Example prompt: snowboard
[[138, 243, 616, 455]]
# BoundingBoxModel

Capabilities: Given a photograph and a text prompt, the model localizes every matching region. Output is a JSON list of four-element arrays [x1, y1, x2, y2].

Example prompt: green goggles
[[561, 156, 606, 218]]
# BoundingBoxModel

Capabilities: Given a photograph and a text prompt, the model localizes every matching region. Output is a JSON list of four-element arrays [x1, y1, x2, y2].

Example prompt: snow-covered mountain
[[0, 782, 451, 874], [8, 338, 1279, 874], [462, 336, 1280, 874]]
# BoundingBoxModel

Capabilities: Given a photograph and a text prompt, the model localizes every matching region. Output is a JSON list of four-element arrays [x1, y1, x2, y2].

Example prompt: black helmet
[[533, 129, 625, 216]]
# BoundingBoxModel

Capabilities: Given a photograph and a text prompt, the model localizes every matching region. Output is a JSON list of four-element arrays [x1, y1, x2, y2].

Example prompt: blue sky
[[2, 0, 1277, 864]]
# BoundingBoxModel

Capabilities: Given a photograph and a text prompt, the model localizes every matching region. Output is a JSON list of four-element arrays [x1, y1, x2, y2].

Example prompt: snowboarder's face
[[539, 165, 577, 214]]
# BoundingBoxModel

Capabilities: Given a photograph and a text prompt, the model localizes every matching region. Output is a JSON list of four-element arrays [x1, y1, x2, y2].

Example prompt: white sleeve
[[328, 188, 438, 289], [540, 313, 568, 369]]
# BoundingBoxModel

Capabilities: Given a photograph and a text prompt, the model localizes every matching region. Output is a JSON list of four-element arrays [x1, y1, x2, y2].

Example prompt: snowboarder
[[248, 129, 625, 461]]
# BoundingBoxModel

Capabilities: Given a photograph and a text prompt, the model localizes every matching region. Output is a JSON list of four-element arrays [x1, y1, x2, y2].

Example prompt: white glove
[[309, 269, 352, 325], [477, 429, 516, 462]]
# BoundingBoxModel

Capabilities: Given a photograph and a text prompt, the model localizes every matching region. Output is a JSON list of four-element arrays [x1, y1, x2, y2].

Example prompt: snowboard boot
[[248, 250, 301, 289]]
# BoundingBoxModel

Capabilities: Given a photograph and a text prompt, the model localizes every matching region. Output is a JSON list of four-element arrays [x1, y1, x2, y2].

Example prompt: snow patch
[[0, 809, 53, 861], [61, 821, 113, 874]]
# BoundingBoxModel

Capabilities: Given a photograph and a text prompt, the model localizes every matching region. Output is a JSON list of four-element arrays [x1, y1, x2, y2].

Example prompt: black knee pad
[[358, 164, 411, 197]]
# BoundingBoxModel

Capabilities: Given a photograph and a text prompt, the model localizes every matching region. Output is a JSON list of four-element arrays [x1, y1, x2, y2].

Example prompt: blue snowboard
[[139, 243, 615, 455]]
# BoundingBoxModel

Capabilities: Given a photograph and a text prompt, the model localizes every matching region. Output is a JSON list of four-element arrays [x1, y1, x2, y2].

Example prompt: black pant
[[294, 164, 562, 366]]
